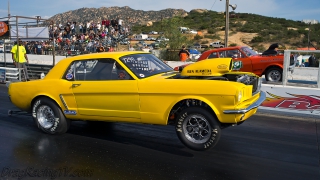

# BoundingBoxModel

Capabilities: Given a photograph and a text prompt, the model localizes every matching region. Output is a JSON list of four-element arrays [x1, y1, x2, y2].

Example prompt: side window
[[219, 50, 241, 58], [63, 58, 133, 81], [208, 52, 218, 58]]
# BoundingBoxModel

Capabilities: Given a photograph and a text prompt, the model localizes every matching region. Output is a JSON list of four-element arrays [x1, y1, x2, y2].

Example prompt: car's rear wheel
[[265, 67, 282, 82], [32, 97, 70, 135], [175, 107, 221, 151]]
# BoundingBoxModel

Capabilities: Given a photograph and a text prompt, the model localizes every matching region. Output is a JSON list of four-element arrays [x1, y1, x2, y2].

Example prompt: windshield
[[241, 47, 257, 57], [120, 53, 173, 78]]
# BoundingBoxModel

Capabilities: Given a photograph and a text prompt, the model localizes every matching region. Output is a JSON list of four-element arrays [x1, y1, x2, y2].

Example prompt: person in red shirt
[[101, 19, 106, 30]]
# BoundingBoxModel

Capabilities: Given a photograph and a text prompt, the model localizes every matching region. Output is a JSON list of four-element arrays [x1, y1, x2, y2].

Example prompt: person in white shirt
[[296, 53, 302, 67], [118, 18, 123, 33], [97, 22, 101, 31], [79, 23, 83, 33], [86, 21, 91, 33]]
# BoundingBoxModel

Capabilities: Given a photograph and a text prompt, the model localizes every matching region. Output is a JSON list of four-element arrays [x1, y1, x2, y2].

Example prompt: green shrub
[[251, 36, 264, 43], [207, 29, 216, 34], [194, 34, 203, 40]]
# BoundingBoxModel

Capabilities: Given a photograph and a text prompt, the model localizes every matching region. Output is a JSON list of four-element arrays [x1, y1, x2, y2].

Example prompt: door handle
[[72, 84, 81, 88]]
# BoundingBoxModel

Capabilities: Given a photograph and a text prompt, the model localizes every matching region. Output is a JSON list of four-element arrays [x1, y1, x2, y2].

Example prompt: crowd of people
[[294, 53, 317, 67], [22, 17, 131, 56]]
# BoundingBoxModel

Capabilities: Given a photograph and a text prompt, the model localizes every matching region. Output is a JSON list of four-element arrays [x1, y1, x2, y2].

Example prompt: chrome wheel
[[37, 105, 55, 129], [267, 69, 281, 82], [183, 114, 211, 144]]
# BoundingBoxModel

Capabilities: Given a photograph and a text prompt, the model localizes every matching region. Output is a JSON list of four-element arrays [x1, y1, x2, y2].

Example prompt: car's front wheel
[[32, 97, 70, 135], [175, 107, 221, 151]]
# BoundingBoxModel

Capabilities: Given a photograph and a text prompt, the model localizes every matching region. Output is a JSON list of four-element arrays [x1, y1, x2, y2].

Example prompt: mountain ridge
[[49, 6, 188, 25]]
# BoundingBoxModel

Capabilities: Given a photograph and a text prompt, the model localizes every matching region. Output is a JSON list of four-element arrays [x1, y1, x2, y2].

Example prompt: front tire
[[265, 67, 282, 82], [32, 97, 70, 135], [175, 107, 221, 151]]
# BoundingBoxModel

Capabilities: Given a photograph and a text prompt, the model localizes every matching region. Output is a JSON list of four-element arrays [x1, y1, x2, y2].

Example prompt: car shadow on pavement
[[67, 121, 195, 157]]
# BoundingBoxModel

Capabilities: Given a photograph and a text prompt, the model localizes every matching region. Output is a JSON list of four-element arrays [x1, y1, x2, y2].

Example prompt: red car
[[175, 46, 294, 82]]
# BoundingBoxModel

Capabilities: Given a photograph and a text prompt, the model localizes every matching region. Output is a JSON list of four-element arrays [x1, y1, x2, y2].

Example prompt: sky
[[0, 0, 319, 22]]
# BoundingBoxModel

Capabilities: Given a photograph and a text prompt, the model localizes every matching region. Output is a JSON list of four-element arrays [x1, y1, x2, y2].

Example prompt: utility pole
[[224, 0, 229, 47], [308, 22, 311, 50]]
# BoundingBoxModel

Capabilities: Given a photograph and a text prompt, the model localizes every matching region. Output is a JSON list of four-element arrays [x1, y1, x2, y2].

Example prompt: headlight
[[237, 89, 243, 103]]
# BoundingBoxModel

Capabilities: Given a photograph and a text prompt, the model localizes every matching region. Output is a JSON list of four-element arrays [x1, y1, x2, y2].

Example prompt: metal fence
[[283, 50, 320, 88], [0, 62, 53, 81]]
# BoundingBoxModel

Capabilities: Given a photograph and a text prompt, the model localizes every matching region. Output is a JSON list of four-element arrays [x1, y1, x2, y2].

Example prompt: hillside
[[48, 6, 320, 51], [49, 6, 187, 26]]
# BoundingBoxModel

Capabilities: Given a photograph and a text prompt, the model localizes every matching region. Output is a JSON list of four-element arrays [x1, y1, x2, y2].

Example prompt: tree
[[160, 17, 192, 61]]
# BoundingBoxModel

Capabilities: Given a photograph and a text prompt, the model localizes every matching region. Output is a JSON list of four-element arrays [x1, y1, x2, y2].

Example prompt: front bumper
[[223, 91, 266, 114]]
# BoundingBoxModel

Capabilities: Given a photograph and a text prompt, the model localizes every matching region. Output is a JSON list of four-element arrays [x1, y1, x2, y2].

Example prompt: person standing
[[178, 45, 190, 62], [11, 39, 30, 81], [96, 43, 105, 53], [34, 41, 43, 55], [295, 53, 302, 67], [308, 54, 316, 67], [108, 45, 114, 52], [118, 18, 123, 34]]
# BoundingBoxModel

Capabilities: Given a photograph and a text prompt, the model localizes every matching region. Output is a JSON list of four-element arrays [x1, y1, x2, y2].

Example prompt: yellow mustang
[[7, 51, 265, 151]]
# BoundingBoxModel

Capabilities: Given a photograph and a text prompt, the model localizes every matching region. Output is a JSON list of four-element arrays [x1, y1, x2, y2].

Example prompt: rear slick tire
[[32, 97, 70, 135], [175, 107, 221, 151]]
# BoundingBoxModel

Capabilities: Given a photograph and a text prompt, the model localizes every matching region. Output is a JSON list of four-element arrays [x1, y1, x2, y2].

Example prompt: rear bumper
[[223, 91, 266, 114]]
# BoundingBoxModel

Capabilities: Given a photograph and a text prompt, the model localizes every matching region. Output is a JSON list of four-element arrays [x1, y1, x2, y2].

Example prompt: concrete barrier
[[0, 53, 66, 66], [0, 67, 28, 82]]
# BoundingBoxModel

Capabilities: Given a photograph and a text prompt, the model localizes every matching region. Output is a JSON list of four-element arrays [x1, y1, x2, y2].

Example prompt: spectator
[[108, 45, 114, 52], [129, 45, 135, 51], [101, 19, 106, 30], [118, 18, 123, 33], [295, 53, 302, 67], [178, 45, 190, 62], [24, 41, 31, 54], [96, 43, 105, 52], [308, 54, 316, 67], [71, 22, 76, 34], [11, 39, 29, 80], [97, 22, 101, 32], [64, 25, 71, 39], [105, 19, 110, 30], [86, 21, 91, 34], [34, 41, 43, 55], [79, 23, 83, 33]]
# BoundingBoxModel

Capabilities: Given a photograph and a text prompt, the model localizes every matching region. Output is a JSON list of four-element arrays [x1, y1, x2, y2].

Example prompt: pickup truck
[[174, 46, 295, 82], [210, 41, 224, 48]]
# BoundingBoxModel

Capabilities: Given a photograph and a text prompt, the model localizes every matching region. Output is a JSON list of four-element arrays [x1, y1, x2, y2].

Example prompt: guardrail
[[283, 50, 320, 88], [0, 67, 30, 82], [0, 62, 53, 81]]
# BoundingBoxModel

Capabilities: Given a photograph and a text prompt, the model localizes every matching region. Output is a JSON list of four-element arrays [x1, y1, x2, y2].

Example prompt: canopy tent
[[10, 27, 49, 41]]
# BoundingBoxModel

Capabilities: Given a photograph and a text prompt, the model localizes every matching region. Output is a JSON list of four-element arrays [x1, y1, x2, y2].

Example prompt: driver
[[115, 62, 129, 80]]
